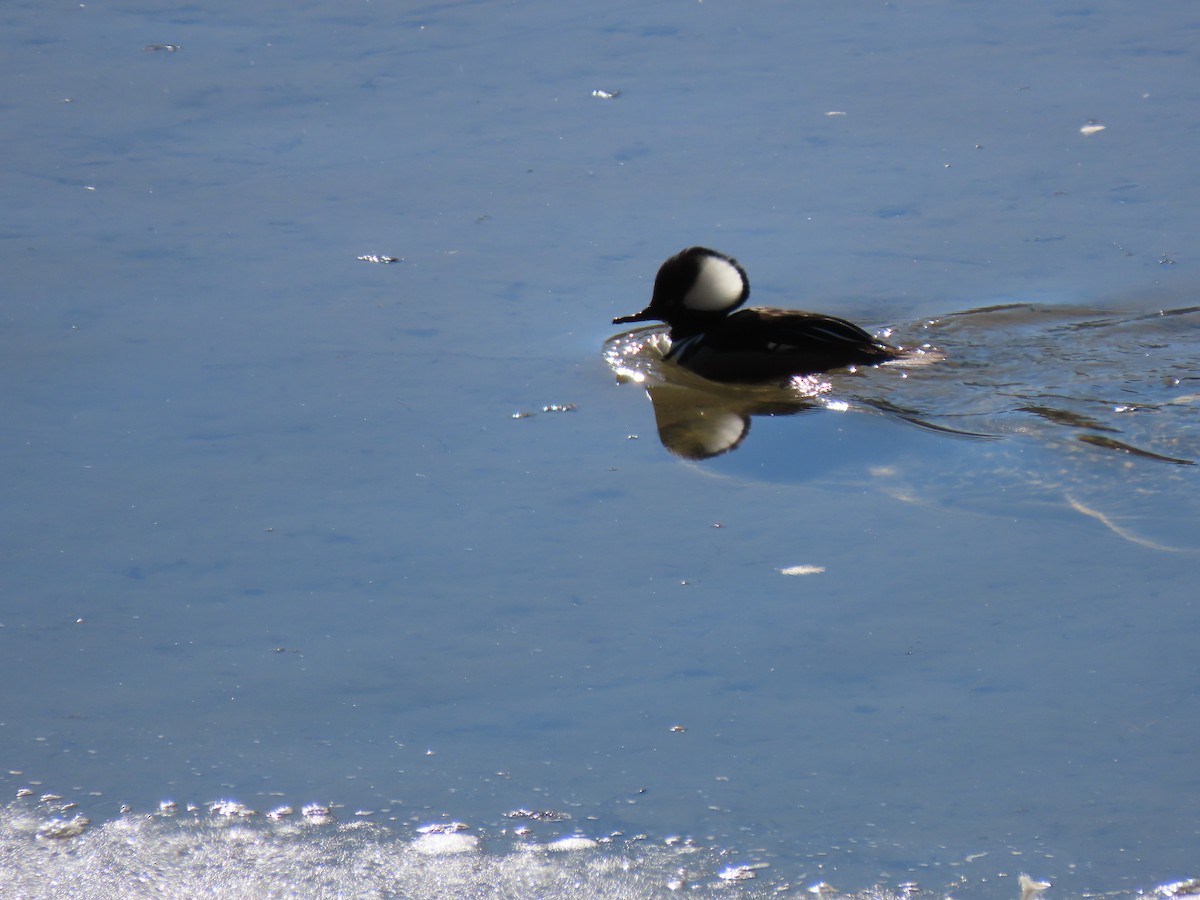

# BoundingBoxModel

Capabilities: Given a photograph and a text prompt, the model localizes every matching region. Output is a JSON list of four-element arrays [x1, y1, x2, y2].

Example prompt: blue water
[[3, 1, 1199, 897]]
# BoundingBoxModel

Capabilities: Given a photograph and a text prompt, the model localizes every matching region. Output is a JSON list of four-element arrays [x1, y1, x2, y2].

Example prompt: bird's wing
[[719, 308, 892, 353]]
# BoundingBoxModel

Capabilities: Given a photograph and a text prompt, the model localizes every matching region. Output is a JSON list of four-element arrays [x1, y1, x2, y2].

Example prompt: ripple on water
[[603, 303, 1200, 551]]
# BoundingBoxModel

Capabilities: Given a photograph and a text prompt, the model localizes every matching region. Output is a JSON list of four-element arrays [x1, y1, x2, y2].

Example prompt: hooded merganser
[[613, 246, 907, 383]]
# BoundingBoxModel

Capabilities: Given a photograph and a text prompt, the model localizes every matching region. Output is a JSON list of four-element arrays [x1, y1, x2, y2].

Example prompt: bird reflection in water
[[639, 381, 822, 460], [602, 325, 947, 460]]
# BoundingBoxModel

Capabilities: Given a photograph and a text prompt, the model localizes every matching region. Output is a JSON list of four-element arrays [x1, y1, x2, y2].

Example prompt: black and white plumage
[[613, 246, 906, 383]]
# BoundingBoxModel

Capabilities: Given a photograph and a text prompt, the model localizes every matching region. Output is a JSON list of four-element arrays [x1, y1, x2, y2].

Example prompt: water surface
[[3, 1, 1200, 897]]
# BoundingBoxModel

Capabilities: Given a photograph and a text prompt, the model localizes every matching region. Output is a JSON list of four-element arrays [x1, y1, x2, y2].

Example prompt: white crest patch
[[681, 255, 745, 312]]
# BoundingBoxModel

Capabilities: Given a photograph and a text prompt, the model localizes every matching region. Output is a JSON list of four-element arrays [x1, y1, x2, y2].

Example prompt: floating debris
[[718, 863, 768, 881], [511, 411, 535, 419], [36, 815, 90, 840], [669, 725, 687, 733], [825, 110, 847, 117], [144, 43, 182, 52], [547, 836, 598, 851], [1154, 878, 1200, 899], [301, 803, 334, 824], [357, 254, 401, 264], [1080, 120, 1106, 135], [542, 403, 576, 413], [418, 822, 467, 834], [209, 800, 256, 818], [503, 808, 571, 822], [779, 565, 826, 576], [412, 828, 480, 854], [1019, 873, 1052, 900], [591, 89, 620, 100]]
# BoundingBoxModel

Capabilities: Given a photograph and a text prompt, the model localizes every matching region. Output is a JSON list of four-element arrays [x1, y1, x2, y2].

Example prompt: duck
[[613, 246, 908, 383]]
